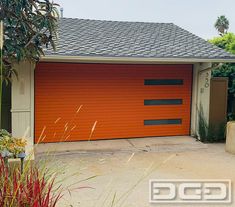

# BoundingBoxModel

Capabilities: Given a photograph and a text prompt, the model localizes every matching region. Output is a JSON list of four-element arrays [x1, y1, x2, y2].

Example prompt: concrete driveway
[[36, 136, 235, 207]]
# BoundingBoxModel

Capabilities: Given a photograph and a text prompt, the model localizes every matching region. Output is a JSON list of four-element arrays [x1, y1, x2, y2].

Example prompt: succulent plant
[[0, 129, 27, 157]]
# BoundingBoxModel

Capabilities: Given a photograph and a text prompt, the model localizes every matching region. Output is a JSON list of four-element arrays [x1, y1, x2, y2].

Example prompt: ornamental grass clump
[[0, 157, 62, 207]]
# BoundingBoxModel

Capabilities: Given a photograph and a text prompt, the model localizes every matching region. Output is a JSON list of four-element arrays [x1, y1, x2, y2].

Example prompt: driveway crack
[[126, 139, 135, 148]]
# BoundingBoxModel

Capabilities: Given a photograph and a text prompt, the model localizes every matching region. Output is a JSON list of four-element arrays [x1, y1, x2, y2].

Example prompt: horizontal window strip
[[144, 99, 182, 105], [144, 79, 183, 85], [144, 119, 182, 125]]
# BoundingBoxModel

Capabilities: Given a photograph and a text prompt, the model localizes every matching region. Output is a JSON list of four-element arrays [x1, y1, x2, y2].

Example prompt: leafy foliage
[[209, 31, 235, 120], [214, 15, 229, 36], [212, 63, 235, 96], [209, 33, 235, 54], [0, 0, 59, 82], [212, 63, 235, 120], [0, 129, 27, 157], [198, 106, 208, 142], [198, 105, 226, 143]]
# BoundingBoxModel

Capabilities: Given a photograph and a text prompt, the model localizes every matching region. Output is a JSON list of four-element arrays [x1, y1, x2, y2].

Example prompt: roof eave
[[40, 55, 235, 64]]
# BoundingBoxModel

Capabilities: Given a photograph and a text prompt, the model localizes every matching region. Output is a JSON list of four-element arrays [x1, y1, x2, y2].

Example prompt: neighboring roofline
[[41, 55, 235, 64]]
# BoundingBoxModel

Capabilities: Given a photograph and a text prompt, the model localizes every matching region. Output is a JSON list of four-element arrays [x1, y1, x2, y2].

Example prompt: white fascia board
[[40, 55, 235, 64]]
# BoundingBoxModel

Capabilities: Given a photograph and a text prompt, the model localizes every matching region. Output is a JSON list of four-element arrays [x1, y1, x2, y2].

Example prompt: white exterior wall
[[191, 63, 212, 136], [11, 61, 212, 156], [11, 62, 35, 157]]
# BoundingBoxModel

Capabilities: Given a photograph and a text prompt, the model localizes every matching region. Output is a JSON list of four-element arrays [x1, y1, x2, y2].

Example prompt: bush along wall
[[198, 106, 226, 143], [212, 63, 235, 121]]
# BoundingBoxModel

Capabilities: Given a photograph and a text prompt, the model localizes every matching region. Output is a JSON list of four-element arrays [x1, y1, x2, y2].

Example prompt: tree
[[214, 15, 229, 36], [212, 63, 235, 120], [209, 33, 235, 54], [0, 0, 59, 83], [0, 0, 59, 128], [209, 30, 235, 120]]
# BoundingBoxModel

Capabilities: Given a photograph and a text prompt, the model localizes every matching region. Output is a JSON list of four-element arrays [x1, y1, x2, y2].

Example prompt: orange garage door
[[35, 63, 192, 143]]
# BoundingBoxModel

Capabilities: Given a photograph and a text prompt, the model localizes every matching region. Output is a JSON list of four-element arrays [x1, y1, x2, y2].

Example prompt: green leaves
[[209, 32, 235, 95], [212, 63, 235, 120], [0, 129, 11, 138], [209, 21, 235, 120], [212, 63, 235, 96], [209, 33, 235, 54], [0, 0, 59, 80], [214, 15, 229, 36]]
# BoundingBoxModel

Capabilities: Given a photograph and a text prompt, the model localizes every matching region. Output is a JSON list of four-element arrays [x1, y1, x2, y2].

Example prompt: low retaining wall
[[226, 122, 235, 154]]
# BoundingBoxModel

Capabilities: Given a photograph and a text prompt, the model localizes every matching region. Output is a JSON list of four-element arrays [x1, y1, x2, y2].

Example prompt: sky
[[56, 0, 235, 40]]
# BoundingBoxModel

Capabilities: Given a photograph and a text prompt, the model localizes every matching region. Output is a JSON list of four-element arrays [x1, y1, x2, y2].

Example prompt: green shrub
[[198, 107, 226, 143]]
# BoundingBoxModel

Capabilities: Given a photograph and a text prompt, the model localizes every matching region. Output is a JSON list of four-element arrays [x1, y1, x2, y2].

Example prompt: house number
[[204, 72, 209, 88]]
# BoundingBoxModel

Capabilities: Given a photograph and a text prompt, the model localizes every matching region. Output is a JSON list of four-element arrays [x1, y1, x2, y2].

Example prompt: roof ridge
[[60, 17, 174, 25]]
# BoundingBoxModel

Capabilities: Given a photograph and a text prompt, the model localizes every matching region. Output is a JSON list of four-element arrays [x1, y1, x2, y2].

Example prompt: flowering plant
[[0, 129, 27, 157]]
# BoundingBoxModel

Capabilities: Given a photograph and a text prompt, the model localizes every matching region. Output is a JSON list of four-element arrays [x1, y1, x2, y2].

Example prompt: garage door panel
[[37, 108, 189, 118], [37, 88, 190, 96], [35, 63, 192, 143]]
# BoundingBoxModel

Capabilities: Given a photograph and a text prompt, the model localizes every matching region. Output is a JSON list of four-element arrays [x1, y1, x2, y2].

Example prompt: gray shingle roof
[[45, 18, 235, 60]]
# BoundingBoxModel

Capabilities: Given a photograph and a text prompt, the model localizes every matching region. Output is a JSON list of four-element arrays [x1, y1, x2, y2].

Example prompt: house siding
[[11, 61, 35, 158]]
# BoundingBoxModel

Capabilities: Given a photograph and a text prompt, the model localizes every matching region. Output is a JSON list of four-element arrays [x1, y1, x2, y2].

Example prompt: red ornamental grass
[[0, 158, 62, 207]]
